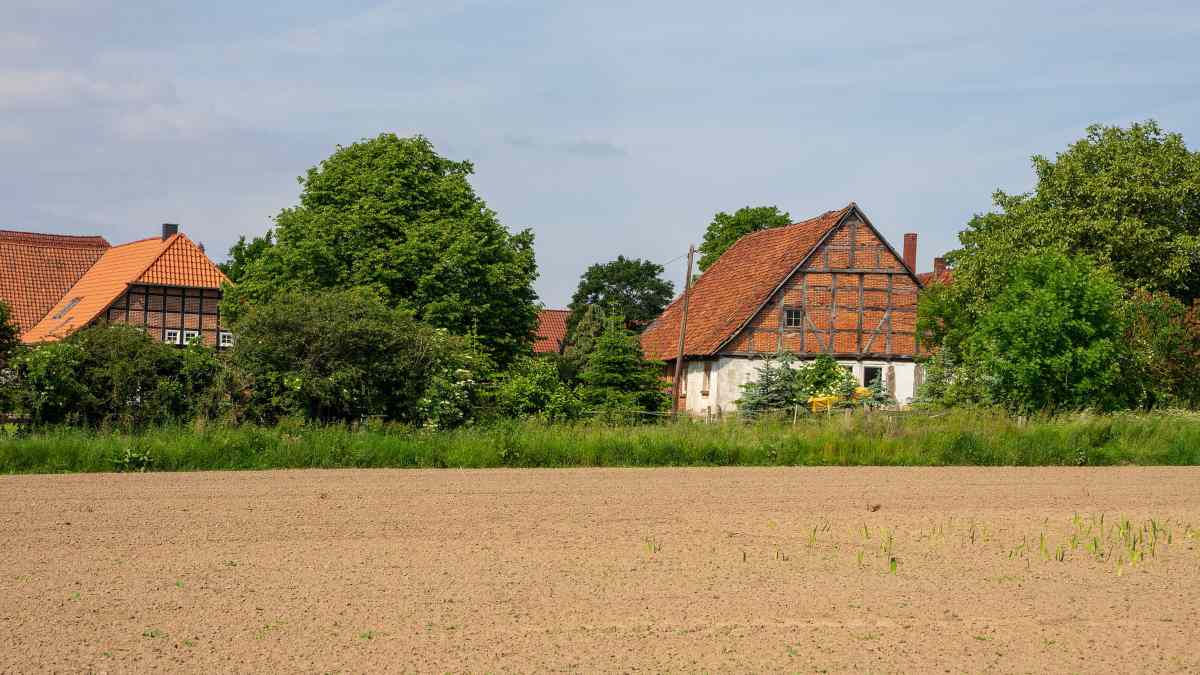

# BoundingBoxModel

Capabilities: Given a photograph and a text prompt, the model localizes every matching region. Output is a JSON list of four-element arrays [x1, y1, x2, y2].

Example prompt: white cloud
[[0, 69, 174, 110]]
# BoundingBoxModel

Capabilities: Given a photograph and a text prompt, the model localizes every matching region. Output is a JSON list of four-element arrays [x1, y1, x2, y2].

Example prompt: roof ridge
[[0, 230, 111, 248]]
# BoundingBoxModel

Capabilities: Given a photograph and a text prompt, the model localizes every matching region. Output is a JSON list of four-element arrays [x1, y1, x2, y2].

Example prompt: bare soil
[[2, 467, 1198, 673]]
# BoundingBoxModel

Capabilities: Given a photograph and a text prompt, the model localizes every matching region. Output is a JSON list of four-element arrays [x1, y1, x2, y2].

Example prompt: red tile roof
[[640, 204, 854, 361], [22, 234, 230, 344], [916, 269, 954, 286], [534, 308, 569, 354], [0, 230, 111, 333]]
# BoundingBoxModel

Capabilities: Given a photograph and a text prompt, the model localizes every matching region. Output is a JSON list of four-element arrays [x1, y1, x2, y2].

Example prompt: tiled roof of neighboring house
[[640, 204, 854, 361], [23, 234, 230, 344], [916, 270, 954, 285], [534, 308, 569, 354], [0, 230, 111, 333]]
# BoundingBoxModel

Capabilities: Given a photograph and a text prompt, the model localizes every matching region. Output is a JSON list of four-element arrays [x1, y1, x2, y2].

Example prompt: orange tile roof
[[138, 233, 230, 288], [640, 204, 853, 361], [534, 308, 569, 354], [0, 230, 110, 333], [22, 234, 230, 344]]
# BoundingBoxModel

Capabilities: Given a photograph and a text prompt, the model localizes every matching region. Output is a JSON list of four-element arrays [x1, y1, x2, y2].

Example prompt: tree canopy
[[567, 256, 673, 333], [951, 121, 1200, 305], [222, 133, 539, 364], [698, 206, 792, 271]]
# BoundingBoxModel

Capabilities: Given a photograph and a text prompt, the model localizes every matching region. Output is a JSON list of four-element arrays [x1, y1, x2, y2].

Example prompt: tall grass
[[2, 409, 1199, 474]]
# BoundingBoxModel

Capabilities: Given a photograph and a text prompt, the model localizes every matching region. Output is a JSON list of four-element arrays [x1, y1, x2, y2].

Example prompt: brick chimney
[[933, 256, 946, 277], [162, 223, 179, 240], [902, 233, 917, 271]]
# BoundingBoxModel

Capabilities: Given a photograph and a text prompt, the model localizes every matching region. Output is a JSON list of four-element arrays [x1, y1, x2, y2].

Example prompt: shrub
[[229, 288, 487, 426], [11, 324, 221, 428], [491, 356, 581, 421]]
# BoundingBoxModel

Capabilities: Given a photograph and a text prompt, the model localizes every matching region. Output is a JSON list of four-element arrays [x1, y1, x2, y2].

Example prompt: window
[[863, 366, 883, 388], [51, 297, 82, 320], [163, 329, 181, 345], [702, 361, 712, 396], [183, 330, 200, 345], [219, 332, 234, 348], [784, 308, 804, 328]]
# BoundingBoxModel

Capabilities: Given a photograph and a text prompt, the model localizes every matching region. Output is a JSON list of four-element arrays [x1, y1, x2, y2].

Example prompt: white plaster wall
[[683, 356, 918, 416]]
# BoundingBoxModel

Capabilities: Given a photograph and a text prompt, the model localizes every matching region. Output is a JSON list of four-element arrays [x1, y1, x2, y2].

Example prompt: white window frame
[[163, 329, 181, 345], [183, 330, 200, 345], [219, 331, 234, 348]]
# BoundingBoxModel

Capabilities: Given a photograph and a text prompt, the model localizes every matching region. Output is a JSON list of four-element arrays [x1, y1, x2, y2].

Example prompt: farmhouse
[[0, 223, 232, 347], [641, 203, 930, 414]]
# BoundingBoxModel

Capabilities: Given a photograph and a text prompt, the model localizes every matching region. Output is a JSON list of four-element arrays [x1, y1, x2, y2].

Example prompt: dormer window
[[52, 297, 82, 320]]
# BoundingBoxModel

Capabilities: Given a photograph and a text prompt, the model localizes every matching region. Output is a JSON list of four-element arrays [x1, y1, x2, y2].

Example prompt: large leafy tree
[[698, 206, 792, 271], [951, 121, 1200, 305], [567, 256, 673, 333], [923, 252, 1128, 413], [223, 134, 539, 364], [219, 233, 273, 283]]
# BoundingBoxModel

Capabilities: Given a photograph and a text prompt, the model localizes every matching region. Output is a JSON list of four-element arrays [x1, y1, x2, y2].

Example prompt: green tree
[[737, 352, 801, 416], [557, 303, 607, 384], [578, 318, 669, 417], [955, 253, 1127, 413], [229, 288, 490, 425], [567, 256, 673, 333], [698, 206, 792, 271], [951, 121, 1200, 305], [219, 233, 273, 283], [222, 134, 539, 364]]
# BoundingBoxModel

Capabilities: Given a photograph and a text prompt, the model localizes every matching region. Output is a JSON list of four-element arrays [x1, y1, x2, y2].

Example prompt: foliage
[[557, 304, 607, 383], [933, 253, 1127, 414], [567, 256, 673, 334], [228, 288, 488, 426], [415, 332, 495, 430], [578, 318, 669, 418], [738, 353, 860, 416], [0, 301, 19, 366], [793, 354, 859, 400], [6, 410, 1200, 473], [698, 205, 792, 271], [951, 121, 1200, 305], [737, 352, 802, 415], [219, 233, 273, 283], [1118, 290, 1200, 409], [10, 324, 222, 428], [222, 133, 539, 364], [491, 356, 581, 422], [10, 341, 88, 425]]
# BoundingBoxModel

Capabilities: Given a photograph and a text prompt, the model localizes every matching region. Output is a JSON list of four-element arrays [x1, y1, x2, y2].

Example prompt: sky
[[2, 1, 1199, 307]]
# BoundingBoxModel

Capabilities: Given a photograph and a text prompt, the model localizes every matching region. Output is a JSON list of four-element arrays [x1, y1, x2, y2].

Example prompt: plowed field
[[2, 467, 1198, 672]]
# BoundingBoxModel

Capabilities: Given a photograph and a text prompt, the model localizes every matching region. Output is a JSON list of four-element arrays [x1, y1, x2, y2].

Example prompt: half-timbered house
[[3, 223, 232, 347], [640, 203, 928, 413]]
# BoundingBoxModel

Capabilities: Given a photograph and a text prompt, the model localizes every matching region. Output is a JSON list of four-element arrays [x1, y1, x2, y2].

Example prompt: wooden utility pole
[[671, 245, 696, 414]]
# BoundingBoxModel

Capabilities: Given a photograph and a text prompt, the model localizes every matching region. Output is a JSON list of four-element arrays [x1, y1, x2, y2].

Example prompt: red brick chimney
[[933, 256, 946, 277], [902, 233, 917, 271]]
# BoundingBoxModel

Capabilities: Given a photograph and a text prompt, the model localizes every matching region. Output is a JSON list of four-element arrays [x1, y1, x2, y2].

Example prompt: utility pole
[[671, 245, 696, 415]]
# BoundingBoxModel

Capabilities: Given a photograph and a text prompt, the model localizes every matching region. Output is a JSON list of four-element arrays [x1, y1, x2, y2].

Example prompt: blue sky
[[2, 1, 1198, 307]]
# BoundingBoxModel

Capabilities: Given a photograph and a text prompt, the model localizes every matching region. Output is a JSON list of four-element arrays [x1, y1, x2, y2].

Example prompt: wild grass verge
[[2, 409, 1199, 474]]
